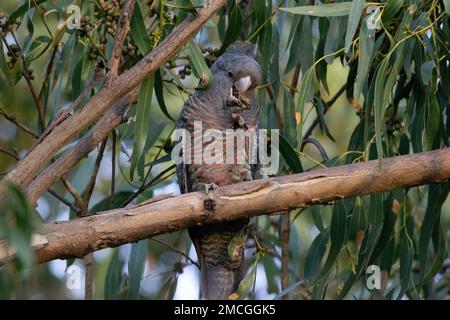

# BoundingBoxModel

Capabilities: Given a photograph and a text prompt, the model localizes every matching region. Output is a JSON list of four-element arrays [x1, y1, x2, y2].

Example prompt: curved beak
[[234, 76, 252, 93]]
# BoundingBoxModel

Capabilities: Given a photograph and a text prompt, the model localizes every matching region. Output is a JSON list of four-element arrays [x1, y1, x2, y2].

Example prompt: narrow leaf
[[187, 39, 212, 86], [130, 73, 155, 180], [281, 2, 369, 17], [345, 0, 365, 53]]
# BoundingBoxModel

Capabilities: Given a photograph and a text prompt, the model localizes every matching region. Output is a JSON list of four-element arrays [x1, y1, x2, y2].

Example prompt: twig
[[9, 31, 45, 129], [150, 237, 200, 269], [301, 84, 346, 147], [302, 137, 330, 162], [82, 139, 108, 206], [121, 165, 176, 207], [0, 147, 20, 161], [37, 44, 59, 117], [47, 188, 79, 213], [60, 177, 85, 214], [110, 131, 116, 208], [0, 107, 39, 138], [106, 0, 135, 86], [84, 253, 93, 300]]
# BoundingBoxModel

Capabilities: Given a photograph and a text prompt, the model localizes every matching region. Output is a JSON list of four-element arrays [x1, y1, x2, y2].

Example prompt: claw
[[204, 183, 219, 195]]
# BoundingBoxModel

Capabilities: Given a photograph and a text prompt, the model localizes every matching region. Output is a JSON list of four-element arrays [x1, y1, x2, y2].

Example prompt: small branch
[[84, 253, 93, 300], [37, 44, 59, 115], [47, 188, 79, 213], [302, 137, 330, 162], [9, 31, 45, 129], [0, 147, 20, 161], [106, 0, 135, 86], [82, 138, 108, 206], [61, 177, 85, 214], [150, 237, 200, 269], [0, 107, 39, 138], [301, 84, 346, 145], [121, 164, 176, 207], [110, 131, 116, 208], [280, 214, 290, 297]]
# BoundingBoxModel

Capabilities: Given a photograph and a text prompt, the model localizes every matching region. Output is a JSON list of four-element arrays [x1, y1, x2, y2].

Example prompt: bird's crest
[[225, 42, 259, 61]]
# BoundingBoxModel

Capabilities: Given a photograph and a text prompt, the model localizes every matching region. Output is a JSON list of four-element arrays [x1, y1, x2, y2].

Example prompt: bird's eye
[[227, 71, 233, 77]]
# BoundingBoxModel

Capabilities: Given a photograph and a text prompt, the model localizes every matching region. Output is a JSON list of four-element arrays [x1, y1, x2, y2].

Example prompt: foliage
[[0, 0, 449, 300]]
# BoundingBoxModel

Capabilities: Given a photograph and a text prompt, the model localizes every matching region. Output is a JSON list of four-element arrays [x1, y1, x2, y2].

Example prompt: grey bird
[[176, 42, 261, 299]]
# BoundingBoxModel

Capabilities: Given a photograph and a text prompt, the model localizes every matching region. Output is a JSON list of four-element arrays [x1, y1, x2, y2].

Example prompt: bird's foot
[[204, 183, 219, 195], [231, 111, 248, 130]]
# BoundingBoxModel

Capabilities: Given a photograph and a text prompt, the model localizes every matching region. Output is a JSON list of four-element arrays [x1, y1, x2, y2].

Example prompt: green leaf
[[227, 227, 246, 258], [311, 206, 326, 234], [298, 17, 314, 83], [398, 217, 414, 299], [424, 92, 441, 151], [0, 46, 9, 77], [130, 4, 152, 55], [314, 98, 335, 142], [89, 191, 134, 213], [348, 200, 367, 240], [25, 35, 52, 62], [282, 88, 297, 146], [236, 255, 259, 299], [354, 16, 376, 104], [130, 73, 155, 180], [304, 232, 328, 281], [0, 183, 42, 273], [324, 17, 345, 63], [382, 0, 404, 23], [296, 69, 314, 149], [187, 39, 212, 86], [261, 254, 278, 294], [363, 193, 384, 257], [374, 40, 408, 165], [104, 249, 124, 300], [71, 51, 84, 100], [420, 60, 435, 85], [344, 0, 365, 53], [9, 0, 48, 23], [154, 69, 175, 121], [313, 202, 348, 284], [418, 183, 450, 284], [221, 0, 243, 50], [276, 132, 303, 173], [281, 2, 369, 17], [444, 0, 450, 16], [127, 240, 148, 299], [423, 224, 446, 285]]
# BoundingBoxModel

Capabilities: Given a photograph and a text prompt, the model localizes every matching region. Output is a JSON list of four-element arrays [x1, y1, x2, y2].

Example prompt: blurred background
[[0, 0, 449, 300]]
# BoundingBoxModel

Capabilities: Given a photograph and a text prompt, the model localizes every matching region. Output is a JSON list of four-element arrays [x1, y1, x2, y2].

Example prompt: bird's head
[[210, 42, 261, 97]]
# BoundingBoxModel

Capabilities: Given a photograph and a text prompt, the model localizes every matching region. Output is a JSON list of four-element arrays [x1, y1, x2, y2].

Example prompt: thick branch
[[1, 0, 225, 192], [1, 148, 449, 265]]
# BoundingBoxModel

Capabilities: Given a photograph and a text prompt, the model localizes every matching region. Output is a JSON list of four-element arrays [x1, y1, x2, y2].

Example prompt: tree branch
[[106, 0, 135, 86], [25, 92, 136, 204], [1, 0, 226, 194], [1, 148, 448, 265]]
